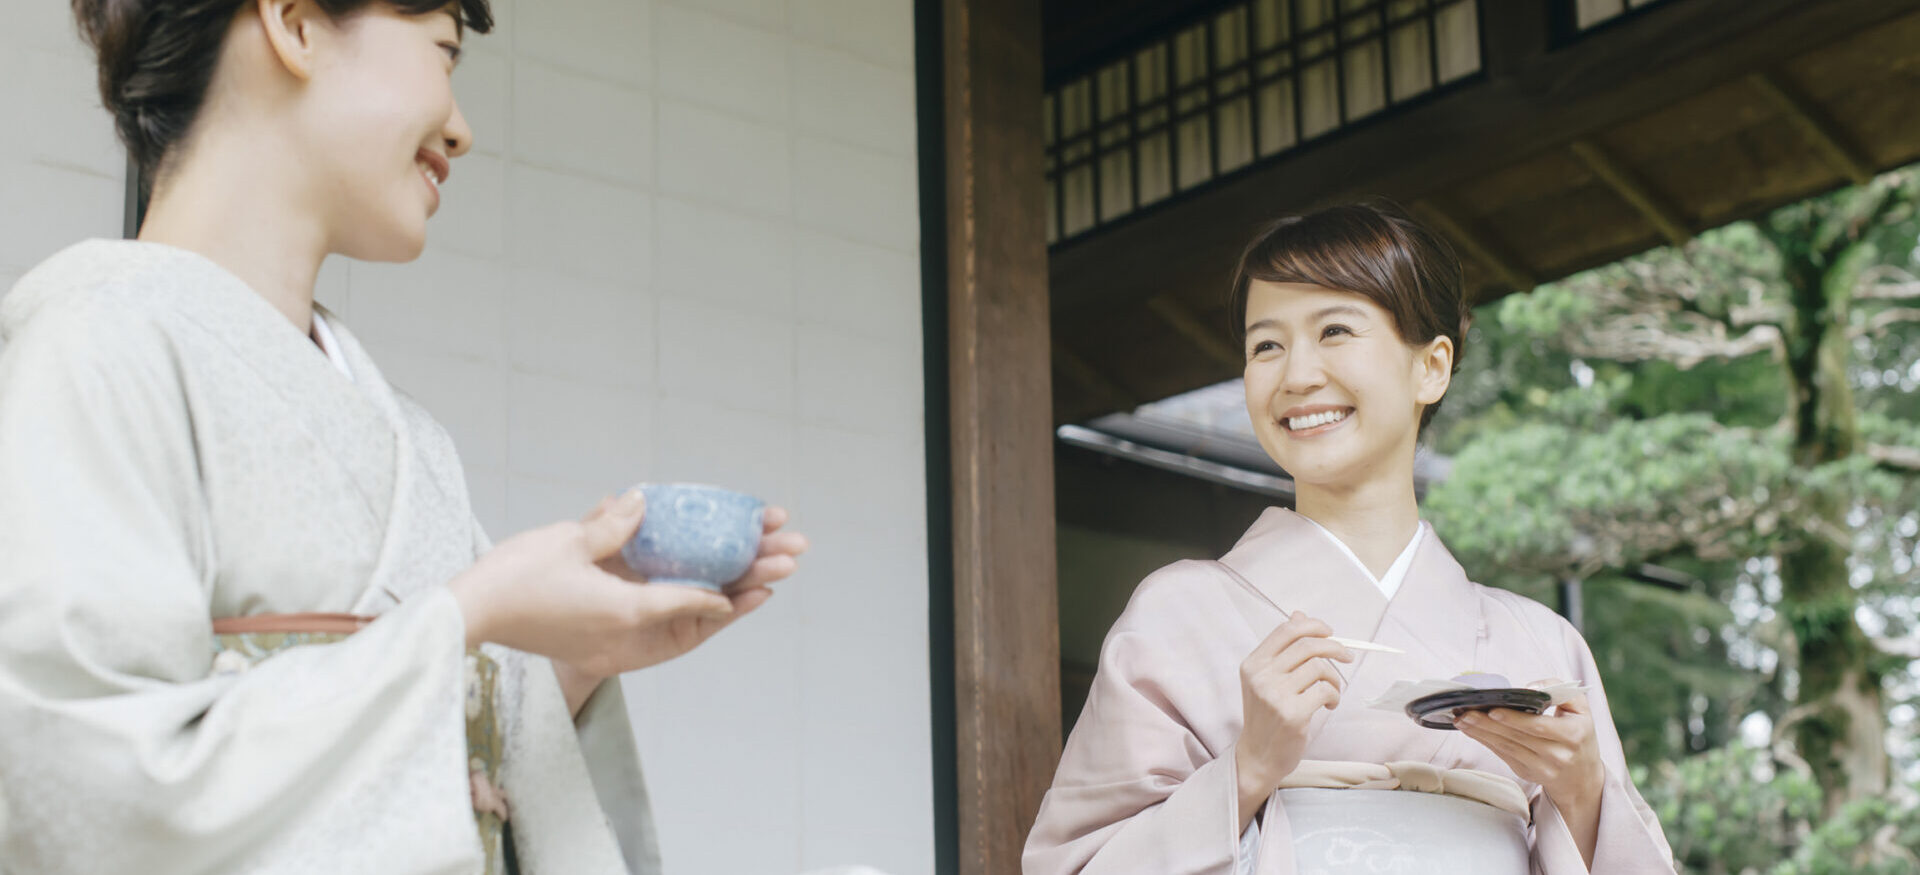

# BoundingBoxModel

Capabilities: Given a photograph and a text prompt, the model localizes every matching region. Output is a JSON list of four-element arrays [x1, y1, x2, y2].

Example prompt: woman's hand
[[449, 489, 807, 684], [595, 502, 810, 595], [1232, 612, 1354, 831], [1456, 694, 1605, 806], [1457, 693, 1607, 865]]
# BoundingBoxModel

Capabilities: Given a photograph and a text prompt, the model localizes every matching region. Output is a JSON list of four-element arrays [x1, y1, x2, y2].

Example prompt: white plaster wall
[[1, 2, 933, 872], [0, 3, 126, 303]]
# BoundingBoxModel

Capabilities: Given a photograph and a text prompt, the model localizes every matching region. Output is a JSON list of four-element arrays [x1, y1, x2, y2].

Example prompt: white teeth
[[1287, 409, 1349, 431], [419, 163, 440, 191]]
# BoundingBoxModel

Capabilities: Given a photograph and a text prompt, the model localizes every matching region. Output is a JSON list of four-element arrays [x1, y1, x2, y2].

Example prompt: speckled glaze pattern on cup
[[619, 483, 766, 590]]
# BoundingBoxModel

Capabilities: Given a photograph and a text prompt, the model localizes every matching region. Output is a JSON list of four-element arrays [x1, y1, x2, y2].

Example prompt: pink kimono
[[1025, 508, 1675, 874]]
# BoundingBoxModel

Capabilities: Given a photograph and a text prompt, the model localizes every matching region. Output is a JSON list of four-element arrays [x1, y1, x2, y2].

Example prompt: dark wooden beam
[[1747, 70, 1876, 186], [1049, 0, 1920, 319], [1055, 442, 1276, 555], [1053, 345, 1141, 414], [942, 0, 1061, 870], [1409, 198, 1537, 294], [1146, 295, 1244, 371], [1568, 138, 1694, 248], [1043, 0, 1222, 86]]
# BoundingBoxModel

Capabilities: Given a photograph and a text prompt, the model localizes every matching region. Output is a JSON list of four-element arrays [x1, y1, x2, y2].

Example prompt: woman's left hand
[[1456, 693, 1606, 810], [595, 504, 810, 593], [556, 502, 809, 714]]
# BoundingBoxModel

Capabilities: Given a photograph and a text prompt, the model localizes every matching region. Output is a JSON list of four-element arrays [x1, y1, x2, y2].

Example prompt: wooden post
[[940, 0, 1062, 871]]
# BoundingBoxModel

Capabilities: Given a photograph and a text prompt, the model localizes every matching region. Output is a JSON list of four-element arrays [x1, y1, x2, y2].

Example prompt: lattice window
[[1044, 0, 1482, 245], [1570, 0, 1667, 31]]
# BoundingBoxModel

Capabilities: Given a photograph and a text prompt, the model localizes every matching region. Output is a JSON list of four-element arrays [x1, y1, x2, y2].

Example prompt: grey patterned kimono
[[0, 240, 659, 874]]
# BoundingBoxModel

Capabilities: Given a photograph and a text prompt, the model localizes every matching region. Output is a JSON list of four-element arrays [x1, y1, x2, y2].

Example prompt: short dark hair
[[73, 0, 494, 183], [1227, 200, 1470, 429]]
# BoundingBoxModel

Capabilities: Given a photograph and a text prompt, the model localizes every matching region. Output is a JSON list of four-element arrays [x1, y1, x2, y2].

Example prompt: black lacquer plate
[[1406, 688, 1554, 730]]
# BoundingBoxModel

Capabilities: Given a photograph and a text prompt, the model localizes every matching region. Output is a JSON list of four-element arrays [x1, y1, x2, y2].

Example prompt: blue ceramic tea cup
[[619, 483, 766, 590]]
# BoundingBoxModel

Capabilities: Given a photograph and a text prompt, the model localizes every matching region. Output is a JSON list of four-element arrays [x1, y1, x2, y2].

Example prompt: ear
[[1413, 335, 1454, 406], [256, 0, 325, 81]]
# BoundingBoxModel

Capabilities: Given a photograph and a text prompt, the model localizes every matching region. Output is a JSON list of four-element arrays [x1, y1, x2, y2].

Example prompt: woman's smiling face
[[1241, 279, 1452, 490], [296, 4, 473, 261]]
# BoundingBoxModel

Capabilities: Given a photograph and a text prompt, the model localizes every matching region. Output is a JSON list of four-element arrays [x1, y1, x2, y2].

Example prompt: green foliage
[[1641, 745, 1920, 874], [1772, 791, 1920, 875], [1643, 745, 1822, 873], [1421, 163, 1920, 857], [1428, 411, 1794, 576]]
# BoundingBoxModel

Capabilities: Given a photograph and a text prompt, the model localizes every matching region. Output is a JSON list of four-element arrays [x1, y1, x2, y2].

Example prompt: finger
[[757, 531, 810, 558], [727, 554, 798, 592], [1277, 679, 1341, 722], [1487, 707, 1580, 744], [628, 580, 734, 621], [582, 489, 647, 560], [596, 553, 647, 584], [1273, 635, 1355, 673], [728, 585, 774, 616], [581, 495, 618, 522], [1251, 613, 1335, 661], [1459, 711, 1555, 756], [1284, 659, 1347, 697], [1459, 721, 1546, 774], [1553, 693, 1592, 716], [688, 587, 776, 645], [762, 506, 789, 532]]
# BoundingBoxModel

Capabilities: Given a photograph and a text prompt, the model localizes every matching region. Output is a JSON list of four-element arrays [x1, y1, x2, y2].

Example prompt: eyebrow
[[1244, 305, 1370, 334], [440, 7, 466, 44]]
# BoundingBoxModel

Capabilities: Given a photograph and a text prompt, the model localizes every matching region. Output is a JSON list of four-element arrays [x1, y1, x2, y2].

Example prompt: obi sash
[[210, 613, 512, 875]]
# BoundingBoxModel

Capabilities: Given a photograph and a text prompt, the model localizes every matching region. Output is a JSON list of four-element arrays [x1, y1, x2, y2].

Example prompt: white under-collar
[[1298, 514, 1426, 601], [310, 311, 353, 382]]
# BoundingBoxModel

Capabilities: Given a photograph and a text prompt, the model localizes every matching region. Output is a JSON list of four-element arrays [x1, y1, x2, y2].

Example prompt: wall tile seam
[[648, 13, 799, 126], [650, 386, 828, 421], [511, 54, 657, 95], [496, 254, 655, 284], [789, 316, 926, 340], [646, 191, 797, 226], [783, 219, 925, 256], [506, 159, 656, 196], [501, 366, 660, 391], [783, 34, 916, 75], [789, 416, 925, 438], [501, 53, 649, 92], [12, 158, 120, 182], [653, 0, 796, 39], [500, 155, 657, 191], [785, 119, 921, 161]]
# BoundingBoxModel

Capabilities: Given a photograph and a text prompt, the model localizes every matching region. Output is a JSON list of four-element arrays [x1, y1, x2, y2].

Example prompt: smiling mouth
[[416, 150, 450, 207], [1282, 407, 1352, 434]]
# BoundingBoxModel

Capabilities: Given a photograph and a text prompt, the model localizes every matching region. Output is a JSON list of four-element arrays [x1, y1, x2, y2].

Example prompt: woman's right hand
[[447, 489, 758, 678], [1232, 612, 1354, 830]]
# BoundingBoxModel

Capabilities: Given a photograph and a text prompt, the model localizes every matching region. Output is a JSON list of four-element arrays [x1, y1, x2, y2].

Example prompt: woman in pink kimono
[[1024, 204, 1675, 874]]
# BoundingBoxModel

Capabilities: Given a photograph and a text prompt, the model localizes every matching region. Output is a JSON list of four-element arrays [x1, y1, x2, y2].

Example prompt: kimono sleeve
[[0, 302, 480, 874], [1530, 613, 1678, 874], [1024, 566, 1251, 875]]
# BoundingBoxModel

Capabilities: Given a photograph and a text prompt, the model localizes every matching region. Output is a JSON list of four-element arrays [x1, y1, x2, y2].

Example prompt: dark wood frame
[[923, 0, 1063, 872]]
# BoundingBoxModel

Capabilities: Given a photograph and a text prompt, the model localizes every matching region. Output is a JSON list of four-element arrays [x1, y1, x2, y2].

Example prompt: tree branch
[[1867, 443, 1920, 474], [1856, 307, 1920, 338], [1567, 317, 1783, 368], [1856, 266, 1920, 301]]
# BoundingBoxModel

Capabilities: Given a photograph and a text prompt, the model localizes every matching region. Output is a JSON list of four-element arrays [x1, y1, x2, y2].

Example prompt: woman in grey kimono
[[0, 1, 807, 872], [1025, 204, 1675, 873]]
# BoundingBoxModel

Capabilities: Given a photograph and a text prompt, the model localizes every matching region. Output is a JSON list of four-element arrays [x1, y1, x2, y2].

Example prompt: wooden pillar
[[940, 0, 1062, 870]]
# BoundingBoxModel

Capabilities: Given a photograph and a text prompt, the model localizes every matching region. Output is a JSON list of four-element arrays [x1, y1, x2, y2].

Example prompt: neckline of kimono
[[310, 311, 355, 382], [1295, 515, 1426, 600]]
